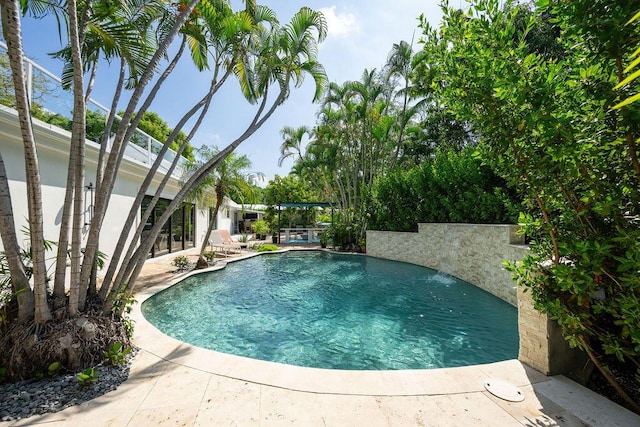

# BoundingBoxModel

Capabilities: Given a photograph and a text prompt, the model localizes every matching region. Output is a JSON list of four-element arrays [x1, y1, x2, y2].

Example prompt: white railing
[[0, 41, 187, 177]]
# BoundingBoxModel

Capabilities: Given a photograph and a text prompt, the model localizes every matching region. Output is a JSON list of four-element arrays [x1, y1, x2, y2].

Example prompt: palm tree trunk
[[1, 0, 51, 323], [80, 0, 199, 299], [96, 58, 126, 188], [196, 201, 222, 267], [0, 151, 35, 321], [66, 0, 87, 315], [99, 69, 227, 299], [109, 91, 284, 310], [52, 124, 76, 310]]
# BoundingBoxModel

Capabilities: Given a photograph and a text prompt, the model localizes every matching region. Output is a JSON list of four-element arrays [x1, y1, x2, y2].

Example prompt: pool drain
[[484, 379, 525, 402]]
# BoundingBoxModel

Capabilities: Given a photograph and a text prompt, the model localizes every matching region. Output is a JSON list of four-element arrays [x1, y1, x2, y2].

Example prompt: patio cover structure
[[275, 202, 336, 243]]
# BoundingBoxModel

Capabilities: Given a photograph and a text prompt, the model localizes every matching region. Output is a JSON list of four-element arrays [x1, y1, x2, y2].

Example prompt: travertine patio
[[4, 247, 639, 426]]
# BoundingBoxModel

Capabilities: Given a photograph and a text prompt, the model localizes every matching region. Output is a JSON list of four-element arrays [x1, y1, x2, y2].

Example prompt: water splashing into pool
[[142, 251, 518, 370]]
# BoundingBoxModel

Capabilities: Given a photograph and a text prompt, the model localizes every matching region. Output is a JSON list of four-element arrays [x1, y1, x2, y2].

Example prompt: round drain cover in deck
[[484, 379, 525, 402]]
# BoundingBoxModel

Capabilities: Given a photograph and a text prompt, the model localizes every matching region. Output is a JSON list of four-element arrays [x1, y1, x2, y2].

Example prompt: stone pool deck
[[4, 246, 639, 426]]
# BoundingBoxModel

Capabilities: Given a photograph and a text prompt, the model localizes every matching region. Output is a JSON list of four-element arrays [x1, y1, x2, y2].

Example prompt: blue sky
[[17, 1, 447, 185]]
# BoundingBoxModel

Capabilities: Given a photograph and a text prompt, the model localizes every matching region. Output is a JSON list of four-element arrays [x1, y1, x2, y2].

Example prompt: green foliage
[[256, 244, 278, 252], [30, 104, 115, 143], [0, 227, 57, 297], [325, 218, 357, 248], [252, 219, 269, 236], [85, 109, 112, 142], [77, 367, 98, 386], [31, 103, 71, 130], [613, 11, 640, 108], [104, 342, 131, 366], [35, 361, 62, 380], [48, 361, 62, 376], [417, 0, 640, 408], [203, 251, 216, 262], [171, 255, 191, 271], [263, 175, 319, 228], [29, 102, 194, 160], [397, 104, 475, 165], [319, 230, 329, 245], [369, 148, 521, 231], [133, 111, 194, 160], [111, 291, 137, 339]]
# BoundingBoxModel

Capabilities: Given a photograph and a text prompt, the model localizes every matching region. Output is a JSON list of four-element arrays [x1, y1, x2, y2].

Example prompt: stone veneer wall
[[367, 223, 528, 306]]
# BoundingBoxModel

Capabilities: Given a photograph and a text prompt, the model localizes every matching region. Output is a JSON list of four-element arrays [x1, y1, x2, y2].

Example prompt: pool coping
[[132, 248, 547, 396]]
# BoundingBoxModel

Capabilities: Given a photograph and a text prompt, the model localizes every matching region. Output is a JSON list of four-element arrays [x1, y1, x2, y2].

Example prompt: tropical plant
[[256, 243, 278, 252], [202, 250, 216, 262], [36, 361, 62, 379], [368, 148, 521, 231], [0, 0, 328, 381], [128, 110, 194, 160], [76, 367, 98, 386], [171, 255, 190, 271], [263, 174, 319, 229], [292, 39, 430, 244], [416, 0, 640, 412], [104, 342, 131, 366], [277, 125, 311, 167], [185, 146, 262, 269], [252, 219, 269, 237]]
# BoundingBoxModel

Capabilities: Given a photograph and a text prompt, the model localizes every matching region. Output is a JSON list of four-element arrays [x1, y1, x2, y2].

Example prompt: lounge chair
[[209, 230, 244, 256], [217, 229, 247, 249]]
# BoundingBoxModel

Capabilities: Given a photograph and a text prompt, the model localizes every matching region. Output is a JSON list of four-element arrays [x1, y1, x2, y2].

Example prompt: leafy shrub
[[171, 255, 190, 271], [256, 244, 278, 252], [326, 221, 357, 248], [252, 219, 270, 236], [203, 251, 216, 262], [35, 361, 62, 379], [104, 342, 131, 366], [368, 148, 521, 231], [77, 367, 98, 386], [111, 291, 136, 339]]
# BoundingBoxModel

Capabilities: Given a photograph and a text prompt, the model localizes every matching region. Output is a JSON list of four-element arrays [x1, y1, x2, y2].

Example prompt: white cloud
[[319, 6, 360, 39]]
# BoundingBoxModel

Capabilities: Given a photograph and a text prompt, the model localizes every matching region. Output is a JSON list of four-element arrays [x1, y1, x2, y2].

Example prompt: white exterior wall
[[0, 107, 209, 269], [216, 207, 233, 234]]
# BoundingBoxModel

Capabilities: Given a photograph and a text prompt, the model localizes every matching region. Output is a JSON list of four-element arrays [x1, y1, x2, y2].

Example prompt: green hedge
[[368, 148, 521, 231]]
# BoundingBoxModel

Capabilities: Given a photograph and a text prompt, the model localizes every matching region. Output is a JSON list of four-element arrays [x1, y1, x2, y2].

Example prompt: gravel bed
[[0, 348, 137, 422]]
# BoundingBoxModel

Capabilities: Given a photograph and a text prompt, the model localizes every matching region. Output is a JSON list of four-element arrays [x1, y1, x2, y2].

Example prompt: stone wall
[[367, 223, 586, 375], [367, 223, 528, 306]]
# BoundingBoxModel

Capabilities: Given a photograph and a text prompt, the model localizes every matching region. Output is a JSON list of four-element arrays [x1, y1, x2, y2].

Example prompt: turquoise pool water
[[142, 251, 518, 370]]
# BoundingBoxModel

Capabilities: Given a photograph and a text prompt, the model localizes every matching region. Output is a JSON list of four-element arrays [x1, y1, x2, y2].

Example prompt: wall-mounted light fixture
[[84, 182, 94, 225]]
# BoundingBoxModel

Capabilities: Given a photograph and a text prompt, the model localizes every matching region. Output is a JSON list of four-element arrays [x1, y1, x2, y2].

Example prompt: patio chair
[[218, 229, 248, 249], [209, 230, 243, 256]]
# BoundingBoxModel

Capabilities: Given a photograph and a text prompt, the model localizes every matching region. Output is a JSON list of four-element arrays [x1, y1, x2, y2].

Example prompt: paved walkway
[[5, 247, 640, 426]]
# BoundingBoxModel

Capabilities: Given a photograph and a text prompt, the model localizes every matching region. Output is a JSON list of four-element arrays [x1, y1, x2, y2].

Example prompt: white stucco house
[[0, 43, 256, 271], [0, 104, 237, 263]]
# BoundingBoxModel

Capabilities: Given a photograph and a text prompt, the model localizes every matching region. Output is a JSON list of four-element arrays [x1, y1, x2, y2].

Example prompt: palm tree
[[108, 6, 328, 298], [98, 0, 267, 302], [0, 0, 51, 323], [78, 0, 201, 302], [385, 40, 413, 158], [185, 147, 261, 269], [298, 69, 397, 245], [2, 1, 327, 323], [278, 125, 311, 167], [0, 151, 35, 321]]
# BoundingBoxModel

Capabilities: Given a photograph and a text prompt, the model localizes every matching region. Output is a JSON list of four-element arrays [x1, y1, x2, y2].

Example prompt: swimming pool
[[142, 251, 518, 370]]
